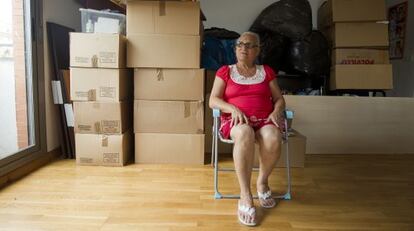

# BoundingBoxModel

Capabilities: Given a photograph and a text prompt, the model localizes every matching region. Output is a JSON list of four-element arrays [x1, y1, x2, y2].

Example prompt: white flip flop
[[238, 201, 257, 226], [257, 190, 277, 208]]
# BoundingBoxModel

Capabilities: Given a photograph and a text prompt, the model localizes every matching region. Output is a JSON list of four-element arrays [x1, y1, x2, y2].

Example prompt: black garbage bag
[[257, 31, 289, 71], [285, 30, 331, 76], [204, 27, 240, 39], [250, 0, 312, 40]]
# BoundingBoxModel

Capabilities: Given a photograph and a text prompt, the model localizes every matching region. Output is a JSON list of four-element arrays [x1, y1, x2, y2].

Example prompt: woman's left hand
[[266, 110, 285, 128]]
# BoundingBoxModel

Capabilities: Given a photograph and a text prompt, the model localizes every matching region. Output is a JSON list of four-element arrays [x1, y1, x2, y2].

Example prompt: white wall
[[386, 0, 414, 97], [43, 0, 81, 152], [200, 0, 325, 33]]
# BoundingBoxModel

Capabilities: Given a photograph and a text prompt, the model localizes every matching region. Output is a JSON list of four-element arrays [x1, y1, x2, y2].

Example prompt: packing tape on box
[[101, 135, 108, 147], [91, 55, 98, 67], [88, 89, 97, 101], [94, 122, 101, 133], [159, 0, 166, 16], [156, 68, 164, 81], [184, 102, 190, 118]]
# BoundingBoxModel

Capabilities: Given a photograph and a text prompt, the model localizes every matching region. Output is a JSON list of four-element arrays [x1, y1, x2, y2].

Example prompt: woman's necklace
[[236, 64, 256, 77]]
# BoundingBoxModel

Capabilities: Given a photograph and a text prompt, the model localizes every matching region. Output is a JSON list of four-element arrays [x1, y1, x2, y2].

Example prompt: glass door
[[0, 0, 43, 168]]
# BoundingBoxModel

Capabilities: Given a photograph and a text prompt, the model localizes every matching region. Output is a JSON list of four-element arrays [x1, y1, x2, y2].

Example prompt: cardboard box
[[127, 1, 200, 35], [74, 101, 132, 134], [70, 33, 126, 68], [134, 68, 204, 100], [332, 49, 390, 65], [127, 34, 200, 68], [134, 100, 203, 134], [71, 68, 133, 102], [205, 70, 216, 94], [322, 22, 389, 48], [330, 64, 393, 90], [75, 131, 132, 166], [253, 129, 306, 168], [135, 133, 204, 164], [318, 0, 387, 29], [204, 94, 233, 154]]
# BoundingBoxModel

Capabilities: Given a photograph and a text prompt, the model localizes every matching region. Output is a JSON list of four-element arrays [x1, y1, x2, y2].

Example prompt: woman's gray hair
[[237, 31, 261, 46]]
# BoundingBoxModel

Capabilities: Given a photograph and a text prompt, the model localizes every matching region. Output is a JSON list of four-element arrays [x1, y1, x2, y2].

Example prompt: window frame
[[0, 0, 47, 176]]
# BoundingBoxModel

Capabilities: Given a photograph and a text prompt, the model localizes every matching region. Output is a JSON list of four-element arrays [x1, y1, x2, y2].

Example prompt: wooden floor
[[0, 155, 413, 231]]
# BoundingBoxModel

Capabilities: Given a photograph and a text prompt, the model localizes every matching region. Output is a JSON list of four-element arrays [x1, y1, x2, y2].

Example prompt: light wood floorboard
[[0, 155, 413, 230]]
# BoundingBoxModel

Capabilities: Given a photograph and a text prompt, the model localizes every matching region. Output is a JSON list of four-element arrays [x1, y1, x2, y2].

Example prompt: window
[[0, 0, 46, 175]]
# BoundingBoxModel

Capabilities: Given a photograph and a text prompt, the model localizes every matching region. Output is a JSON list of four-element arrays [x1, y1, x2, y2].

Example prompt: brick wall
[[12, 0, 29, 149]]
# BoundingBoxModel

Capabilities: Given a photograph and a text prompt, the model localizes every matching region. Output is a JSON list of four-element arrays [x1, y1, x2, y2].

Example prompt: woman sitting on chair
[[209, 31, 286, 226]]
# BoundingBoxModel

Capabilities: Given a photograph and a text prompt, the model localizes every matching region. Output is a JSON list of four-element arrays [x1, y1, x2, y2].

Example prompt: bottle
[[85, 19, 94, 33]]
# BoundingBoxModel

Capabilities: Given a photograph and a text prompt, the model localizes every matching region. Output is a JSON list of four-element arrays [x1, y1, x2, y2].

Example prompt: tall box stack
[[318, 0, 393, 90], [70, 32, 133, 166], [127, 0, 205, 164]]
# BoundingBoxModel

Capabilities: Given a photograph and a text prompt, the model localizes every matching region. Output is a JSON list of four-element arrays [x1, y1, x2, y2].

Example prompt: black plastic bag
[[257, 31, 289, 71], [285, 30, 331, 76], [204, 27, 240, 39], [250, 0, 312, 40]]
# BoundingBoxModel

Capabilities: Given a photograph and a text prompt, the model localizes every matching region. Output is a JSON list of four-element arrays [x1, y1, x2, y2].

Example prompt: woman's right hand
[[230, 106, 249, 127]]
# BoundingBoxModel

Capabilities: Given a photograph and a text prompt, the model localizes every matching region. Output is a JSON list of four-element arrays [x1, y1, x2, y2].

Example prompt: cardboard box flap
[[70, 33, 126, 68], [134, 100, 204, 134], [127, 34, 200, 68], [135, 133, 204, 164], [70, 68, 133, 102], [76, 131, 132, 166], [134, 68, 204, 100], [74, 101, 132, 134], [333, 23, 389, 48], [318, 0, 387, 29], [330, 64, 393, 90], [127, 1, 200, 35]]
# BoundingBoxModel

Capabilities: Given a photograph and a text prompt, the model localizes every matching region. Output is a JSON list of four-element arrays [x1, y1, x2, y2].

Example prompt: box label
[[78, 124, 92, 132], [75, 89, 96, 101], [99, 52, 116, 64], [74, 56, 89, 64], [103, 153, 120, 163], [79, 157, 93, 163], [100, 87, 116, 98], [75, 91, 89, 99], [340, 59, 375, 65], [101, 120, 120, 133]]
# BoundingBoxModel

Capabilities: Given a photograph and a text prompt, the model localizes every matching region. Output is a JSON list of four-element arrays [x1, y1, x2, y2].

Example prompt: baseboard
[[0, 147, 61, 189]]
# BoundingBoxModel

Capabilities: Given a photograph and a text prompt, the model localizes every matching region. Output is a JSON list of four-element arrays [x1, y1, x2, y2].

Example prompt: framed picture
[[388, 1, 408, 59]]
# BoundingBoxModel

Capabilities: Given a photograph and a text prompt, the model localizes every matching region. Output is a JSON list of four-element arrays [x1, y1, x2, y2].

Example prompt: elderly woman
[[209, 31, 285, 226]]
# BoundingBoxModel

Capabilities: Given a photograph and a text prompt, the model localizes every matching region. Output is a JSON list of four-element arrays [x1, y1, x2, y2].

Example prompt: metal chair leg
[[212, 108, 293, 200]]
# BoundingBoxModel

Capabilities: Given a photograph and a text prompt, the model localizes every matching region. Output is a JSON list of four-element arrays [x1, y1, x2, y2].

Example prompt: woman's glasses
[[235, 41, 259, 49]]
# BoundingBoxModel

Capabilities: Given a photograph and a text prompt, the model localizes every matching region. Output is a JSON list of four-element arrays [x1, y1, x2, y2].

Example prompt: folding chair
[[211, 108, 293, 200]]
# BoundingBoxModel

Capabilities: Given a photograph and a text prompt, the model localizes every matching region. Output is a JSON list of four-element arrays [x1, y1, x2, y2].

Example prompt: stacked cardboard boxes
[[318, 0, 393, 90], [70, 33, 133, 166], [127, 0, 205, 164]]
